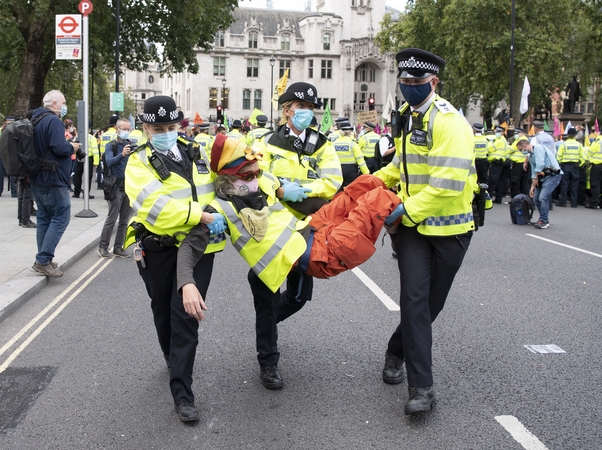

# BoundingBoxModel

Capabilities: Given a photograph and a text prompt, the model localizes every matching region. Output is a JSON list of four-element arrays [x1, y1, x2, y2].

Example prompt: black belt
[[562, 162, 578, 165]]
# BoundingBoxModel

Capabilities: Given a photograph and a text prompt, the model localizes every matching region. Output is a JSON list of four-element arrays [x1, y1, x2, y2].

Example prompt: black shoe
[[404, 386, 436, 415], [72, 193, 81, 198], [260, 365, 284, 389], [556, 203, 566, 207], [113, 248, 130, 258], [174, 401, 199, 422], [382, 351, 404, 384], [20, 220, 37, 228], [88, 194, 95, 199]]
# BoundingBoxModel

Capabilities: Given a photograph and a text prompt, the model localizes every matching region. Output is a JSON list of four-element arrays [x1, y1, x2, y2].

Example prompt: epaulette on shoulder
[[135, 142, 150, 153], [433, 99, 456, 115]]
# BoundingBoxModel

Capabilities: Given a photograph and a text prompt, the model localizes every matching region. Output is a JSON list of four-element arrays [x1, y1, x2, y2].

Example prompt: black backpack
[[0, 113, 57, 176], [510, 193, 534, 225], [374, 134, 395, 168]]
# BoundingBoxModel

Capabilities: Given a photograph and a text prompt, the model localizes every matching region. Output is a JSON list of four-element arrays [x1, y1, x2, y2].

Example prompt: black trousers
[[341, 164, 360, 187], [475, 159, 489, 186], [17, 178, 34, 224], [388, 226, 472, 388], [74, 156, 94, 197], [589, 164, 602, 208], [558, 163, 579, 206], [487, 161, 503, 201], [248, 268, 313, 367], [365, 157, 379, 174], [138, 246, 215, 404], [510, 161, 530, 198]]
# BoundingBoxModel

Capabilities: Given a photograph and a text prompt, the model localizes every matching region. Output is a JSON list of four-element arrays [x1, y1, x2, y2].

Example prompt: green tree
[[0, 0, 238, 116], [376, 0, 602, 124]]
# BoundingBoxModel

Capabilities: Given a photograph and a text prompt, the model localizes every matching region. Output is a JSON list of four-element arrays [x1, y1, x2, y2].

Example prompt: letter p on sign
[[78, 0, 93, 16]]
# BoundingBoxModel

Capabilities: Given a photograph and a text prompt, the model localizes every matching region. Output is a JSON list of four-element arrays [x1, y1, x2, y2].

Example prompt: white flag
[[519, 76, 530, 114], [382, 92, 395, 121]]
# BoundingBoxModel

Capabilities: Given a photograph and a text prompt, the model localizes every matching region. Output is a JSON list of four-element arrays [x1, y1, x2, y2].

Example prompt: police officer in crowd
[[332, 121, 369, 186], [556, 127, 583, 207], [487, 126, 509, 203], [472, 123, 492, 185], [328, 117, 349, 142], [507, 127, 531, 198], [374, 48, 476, 415], [226, 119, 243, 139], [587, 134, 602, 208], [124, 96, 227, 422], [246, 114, 270, 146], [194, 123, 215, 152], [358, 122, 381, 173]]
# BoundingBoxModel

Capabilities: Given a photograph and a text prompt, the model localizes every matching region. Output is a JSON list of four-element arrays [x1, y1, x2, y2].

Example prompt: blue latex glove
[[281, 181, 312, 202], [385, 204, 405, 226], [206, 213, 226, 235]]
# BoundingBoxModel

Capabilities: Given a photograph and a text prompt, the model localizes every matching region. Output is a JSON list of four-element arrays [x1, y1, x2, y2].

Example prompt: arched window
[[323, 33, 331, 51]]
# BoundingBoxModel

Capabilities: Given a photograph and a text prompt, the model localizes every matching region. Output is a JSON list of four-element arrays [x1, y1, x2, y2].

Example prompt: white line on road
[[0, 257, 107, 359], [526, 234, 602, 258], [0, 258, 113, 374], [351, 267, 400, 311], [495, 415, 549, 450]]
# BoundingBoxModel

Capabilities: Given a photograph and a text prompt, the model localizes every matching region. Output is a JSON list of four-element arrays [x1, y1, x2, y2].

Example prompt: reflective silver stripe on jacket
[[216, 198, 298, 274]]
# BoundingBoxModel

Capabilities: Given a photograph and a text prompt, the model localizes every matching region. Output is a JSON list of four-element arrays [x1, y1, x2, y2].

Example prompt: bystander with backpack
[[97, 117, 134, 258], [29, 89, 82, 277]]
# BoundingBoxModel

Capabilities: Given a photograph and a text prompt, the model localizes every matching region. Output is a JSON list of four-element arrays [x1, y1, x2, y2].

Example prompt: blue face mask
[[399, 81, 433, 106], [119, 130, 130, 140], [521, 150, 529, 155], [291, 109, 314, 131], [59, 105, 68, 118], [152, 131, 178, 151]]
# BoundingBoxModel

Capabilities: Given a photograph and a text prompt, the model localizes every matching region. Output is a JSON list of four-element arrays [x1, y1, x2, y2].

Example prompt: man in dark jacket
[[30, 89, 82, 277]]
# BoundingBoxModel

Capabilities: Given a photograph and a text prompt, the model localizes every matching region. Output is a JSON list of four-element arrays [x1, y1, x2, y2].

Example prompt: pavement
[[0, 187, 109, 323]]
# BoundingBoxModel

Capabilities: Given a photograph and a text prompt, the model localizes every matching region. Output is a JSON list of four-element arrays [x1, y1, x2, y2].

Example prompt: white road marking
[[351, 267, 400, 311], [495, 415, 549, 450], [0, 258, 113, 373], [526, 234, 602, 258]]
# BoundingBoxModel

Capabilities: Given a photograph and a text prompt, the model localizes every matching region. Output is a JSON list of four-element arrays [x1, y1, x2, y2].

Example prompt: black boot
[[404, 386, 435, 415], [260, 365, 284, 389], [382, 351, 404, 385]]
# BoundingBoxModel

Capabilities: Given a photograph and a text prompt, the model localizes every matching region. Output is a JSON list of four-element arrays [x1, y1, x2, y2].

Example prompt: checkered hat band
[[143, 113, 156, 122], [398, 57, 439, 73]]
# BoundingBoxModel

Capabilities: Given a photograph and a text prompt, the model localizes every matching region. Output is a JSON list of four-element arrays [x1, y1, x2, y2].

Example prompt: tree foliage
[[0, 0, 238, 117], [376, 0, 602, 124]]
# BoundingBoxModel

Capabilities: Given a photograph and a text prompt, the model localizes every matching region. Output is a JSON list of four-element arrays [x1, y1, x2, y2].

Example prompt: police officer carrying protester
[[124, 96, 227, 422], [251, 81, 342, 388], [374, 48, 476, 416]]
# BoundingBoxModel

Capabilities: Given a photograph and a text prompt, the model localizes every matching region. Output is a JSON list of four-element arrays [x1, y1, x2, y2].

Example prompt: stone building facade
[[124, 1, 401, 127]]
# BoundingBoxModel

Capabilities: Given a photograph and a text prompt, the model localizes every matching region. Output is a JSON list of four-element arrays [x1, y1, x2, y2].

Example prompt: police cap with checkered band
[[396, 48, 446, 80], [278, 82, 322, 107], [139, 95, 184, 125]]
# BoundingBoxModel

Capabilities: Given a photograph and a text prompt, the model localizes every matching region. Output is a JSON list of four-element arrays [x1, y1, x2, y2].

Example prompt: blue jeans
[[31, 185, 71, 265], [534, 174, 561, 223]]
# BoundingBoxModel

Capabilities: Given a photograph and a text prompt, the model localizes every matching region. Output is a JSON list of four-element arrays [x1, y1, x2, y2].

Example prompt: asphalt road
[[1, 203, 601, 449]]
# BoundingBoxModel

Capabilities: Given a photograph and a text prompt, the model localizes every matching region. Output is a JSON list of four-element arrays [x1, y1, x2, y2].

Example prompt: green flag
[[321, 103, 333, 131], [543, 120, 550, 131]]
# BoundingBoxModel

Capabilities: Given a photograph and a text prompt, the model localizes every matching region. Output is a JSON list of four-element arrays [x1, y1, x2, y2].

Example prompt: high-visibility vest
[[212, 172, 309, 292], [375, 96, 476, 236], [124, 138, 226, 252]]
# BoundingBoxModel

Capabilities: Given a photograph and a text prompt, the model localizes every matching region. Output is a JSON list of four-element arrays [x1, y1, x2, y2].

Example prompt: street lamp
[[221, 77, 227, 111], [270, 56, 276, 130]]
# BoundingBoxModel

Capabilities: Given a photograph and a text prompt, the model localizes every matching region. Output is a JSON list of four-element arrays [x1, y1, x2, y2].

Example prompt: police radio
[[303, 125, 321, 155], [148, 153, 171, 180]]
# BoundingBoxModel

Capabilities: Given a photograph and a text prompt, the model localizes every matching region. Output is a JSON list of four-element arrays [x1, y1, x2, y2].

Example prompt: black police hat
[[567, 127, 577, 137], [198, 123, 210, 130], [139, 95, 184, 125], [514, 127, 526, 134], [365, 122, 376, 129], [256, 115, 268, 124], [108, 114, 120, 126], [232, 119, 242, 128], [340, 122, 353, 131], [495, 126, 505, 133], [472, 123, 484, 131], [278, 82, 322, 107], [533, 120, 545, 128], [396, 48, 446, 79], [335, 117, 349, 123]]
